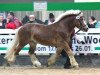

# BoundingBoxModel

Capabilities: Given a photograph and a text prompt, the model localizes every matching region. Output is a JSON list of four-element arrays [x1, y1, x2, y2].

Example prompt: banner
[[72, 28, 100, 54], [34, 1, 47, 11], [0, 29, 100, 54], [0, 29, 56, 54]]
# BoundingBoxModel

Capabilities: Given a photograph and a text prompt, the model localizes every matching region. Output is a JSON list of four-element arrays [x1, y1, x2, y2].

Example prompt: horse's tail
[[4, 26, 22, 61]]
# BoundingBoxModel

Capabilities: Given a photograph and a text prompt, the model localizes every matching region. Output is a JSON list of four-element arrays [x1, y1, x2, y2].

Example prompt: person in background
[[95, 20, 100, 28], [88, 16, 100, 28], [0, 15, 6, 29], [6, 12, 22, 29], [28, 15, 44, 24], [44, 13, 55, 25], [22, 15, 29, 24], [61, 29, 85, 69], [28, 15, 37, 23], [88, 16, 97, 28]]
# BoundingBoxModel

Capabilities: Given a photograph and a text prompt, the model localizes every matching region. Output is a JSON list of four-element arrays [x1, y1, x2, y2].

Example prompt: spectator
[[28, 15, 44, 24], [0, 15, 6, 29], [28, 15, 37, 23], [22, 15, 29, 24], [88, 16, 97, 28], [6, 12, 22, 29], [44, 13, 55, 25], [95, 21, 100, 28]]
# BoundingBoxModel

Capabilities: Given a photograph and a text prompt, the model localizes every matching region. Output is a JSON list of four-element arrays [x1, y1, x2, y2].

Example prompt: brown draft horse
[[4, 10, 88, 68]]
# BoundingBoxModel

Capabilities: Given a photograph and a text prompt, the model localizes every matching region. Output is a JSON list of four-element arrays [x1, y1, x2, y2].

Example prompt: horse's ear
[[77, 12, 81, 16]]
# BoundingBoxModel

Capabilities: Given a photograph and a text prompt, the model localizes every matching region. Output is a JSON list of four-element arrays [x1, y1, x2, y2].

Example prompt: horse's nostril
[[86, 28, 89, 31], [87, 28, 89, 30]]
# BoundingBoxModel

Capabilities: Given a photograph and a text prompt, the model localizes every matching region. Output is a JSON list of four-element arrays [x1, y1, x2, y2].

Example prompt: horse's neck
[[58, 17, 75, 34], [46, 23, 58, 30], [45, 19, 75, 35]]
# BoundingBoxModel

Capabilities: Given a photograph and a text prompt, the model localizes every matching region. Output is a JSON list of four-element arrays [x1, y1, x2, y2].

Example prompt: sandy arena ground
[[0, 67, 100, 75], [0, 55, 100, 75]]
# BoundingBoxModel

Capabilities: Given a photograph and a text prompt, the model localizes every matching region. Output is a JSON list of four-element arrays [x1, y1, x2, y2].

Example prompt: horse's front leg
[[47, 47, 63, 66], [64, 42, 79, 69], [28, 42, 41, 68]]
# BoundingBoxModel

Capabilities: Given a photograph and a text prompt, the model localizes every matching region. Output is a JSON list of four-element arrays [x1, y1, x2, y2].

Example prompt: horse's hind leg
[[5, 43, 26, 66], [28, 42, 41, 67], [48, 47, 63, 66]]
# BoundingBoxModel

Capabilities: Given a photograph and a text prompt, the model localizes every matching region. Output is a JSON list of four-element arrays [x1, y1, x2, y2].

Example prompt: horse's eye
[[80, 17, 83, 20], [76, 16, 80, 19]]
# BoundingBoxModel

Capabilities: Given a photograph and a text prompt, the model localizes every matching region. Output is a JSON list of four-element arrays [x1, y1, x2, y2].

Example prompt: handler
[[61, 29, 85, 69]]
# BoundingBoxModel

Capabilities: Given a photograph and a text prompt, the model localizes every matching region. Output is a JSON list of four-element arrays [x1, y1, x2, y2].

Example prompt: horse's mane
[[54, 10, 82, 23]]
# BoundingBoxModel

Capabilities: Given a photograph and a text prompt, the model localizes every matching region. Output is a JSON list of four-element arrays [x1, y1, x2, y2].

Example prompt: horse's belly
[[33, 36, 56, 46], [41, 39, 56, 46]]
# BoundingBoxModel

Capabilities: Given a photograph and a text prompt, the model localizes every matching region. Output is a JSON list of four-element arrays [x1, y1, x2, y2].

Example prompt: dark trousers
[[61, 50, 71, 68]]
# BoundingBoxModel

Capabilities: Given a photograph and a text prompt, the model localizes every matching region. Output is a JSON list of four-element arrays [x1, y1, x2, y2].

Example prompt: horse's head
[[74, 12, 88, 32], [54, 10, 88, 32]]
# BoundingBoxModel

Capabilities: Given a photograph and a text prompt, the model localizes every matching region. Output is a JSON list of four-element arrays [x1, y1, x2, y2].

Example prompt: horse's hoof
[[46, 63, 49, 67], [32, 65, 38, 68], [6, 63, 10, 67], [33, 60, 42, 68], [47, 66, 52, 69], [32, 65, 42, 69], [46, 64, 50, 68], [3, 61, 11, 67], [71, 65, 79, 69]]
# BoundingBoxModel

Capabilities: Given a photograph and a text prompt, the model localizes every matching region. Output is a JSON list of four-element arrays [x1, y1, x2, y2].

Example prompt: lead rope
[[75, 29, 81, 34]]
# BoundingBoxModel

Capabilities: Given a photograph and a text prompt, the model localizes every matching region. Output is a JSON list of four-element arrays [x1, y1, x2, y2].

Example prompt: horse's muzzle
[[82, 27, 89, 32]]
